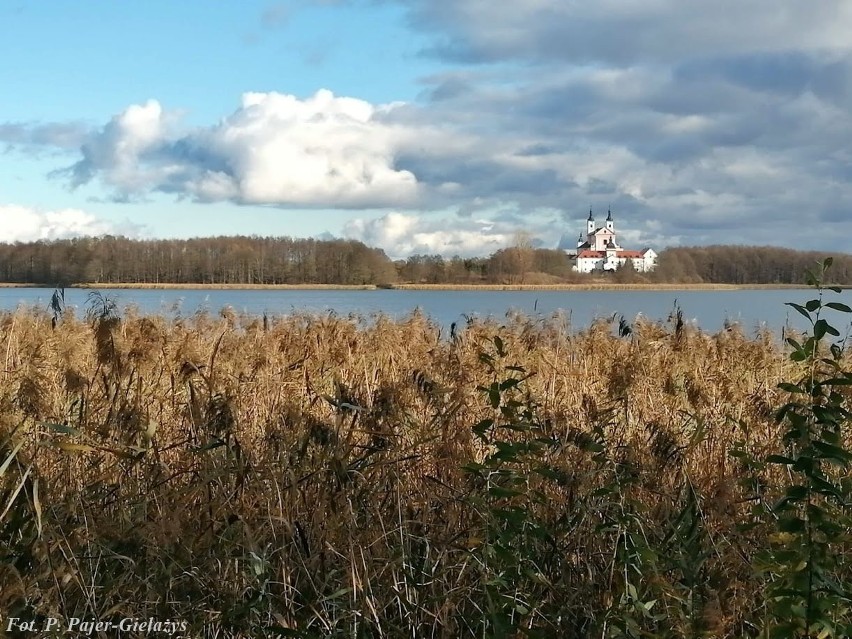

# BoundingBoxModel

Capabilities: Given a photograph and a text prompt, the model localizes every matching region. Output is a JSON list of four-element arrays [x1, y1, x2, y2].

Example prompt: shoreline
[[0, 282, 380, 290], [389, 283, 816, 291], [0, 282, 822, 291]]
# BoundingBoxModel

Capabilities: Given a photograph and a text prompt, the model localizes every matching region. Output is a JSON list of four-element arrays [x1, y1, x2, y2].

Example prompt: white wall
[[572, 255, 657, 273]]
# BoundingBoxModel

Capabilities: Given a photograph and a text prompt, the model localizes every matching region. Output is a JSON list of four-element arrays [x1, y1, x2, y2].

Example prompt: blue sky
[[2, 0, 852, 257]]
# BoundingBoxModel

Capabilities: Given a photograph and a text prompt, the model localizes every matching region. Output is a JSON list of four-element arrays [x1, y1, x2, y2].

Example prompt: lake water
[[1, 286, 848, 335]]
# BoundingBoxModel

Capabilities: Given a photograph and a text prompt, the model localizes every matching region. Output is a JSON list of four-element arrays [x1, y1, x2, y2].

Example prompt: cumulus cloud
[[62, 90, 420, 208], [0, 205, 138, 243], [343, 212, 515, 258], [64, 99, 173, 192], [5, 0, 852, 252]]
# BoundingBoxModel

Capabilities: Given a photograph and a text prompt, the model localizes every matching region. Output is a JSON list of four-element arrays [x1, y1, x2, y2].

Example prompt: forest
[[1, 235, 852, 285]]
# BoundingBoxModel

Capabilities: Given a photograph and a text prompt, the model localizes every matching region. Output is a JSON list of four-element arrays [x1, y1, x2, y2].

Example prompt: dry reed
[[0, 303, 838, 637]]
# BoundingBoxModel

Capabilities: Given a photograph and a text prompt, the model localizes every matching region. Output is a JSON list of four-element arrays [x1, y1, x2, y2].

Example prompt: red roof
[[617, 250, 644, 258], [577, 250, 605, 258]]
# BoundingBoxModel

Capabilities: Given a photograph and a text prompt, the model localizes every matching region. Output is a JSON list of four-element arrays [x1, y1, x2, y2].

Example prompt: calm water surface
[[1, 287, 848, 335]]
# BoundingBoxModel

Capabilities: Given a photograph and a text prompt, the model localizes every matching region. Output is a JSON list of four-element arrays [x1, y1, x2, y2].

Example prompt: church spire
[[606, 207, 612, 222], [588, 207, 594, 221]]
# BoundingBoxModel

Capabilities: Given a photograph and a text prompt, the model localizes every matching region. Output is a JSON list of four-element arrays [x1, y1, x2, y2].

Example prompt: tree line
[[0, 236, 396, 286], [1, 236, 851, 286], [652, 245, 852, 285]]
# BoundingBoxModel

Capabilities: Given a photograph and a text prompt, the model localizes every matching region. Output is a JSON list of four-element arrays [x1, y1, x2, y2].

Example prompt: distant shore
[[389, 283, 816, 291], [0, 282, 379, 290], [0, 281, 821, 291]]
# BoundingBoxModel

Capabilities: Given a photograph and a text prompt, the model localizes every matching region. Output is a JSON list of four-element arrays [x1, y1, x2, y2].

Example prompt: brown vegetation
[[0, 236, 396, 286], [653, 245, 852, 284], [2, 296, 843, 636], [84, 282, 379, 290], [5, 234, 852, 288]]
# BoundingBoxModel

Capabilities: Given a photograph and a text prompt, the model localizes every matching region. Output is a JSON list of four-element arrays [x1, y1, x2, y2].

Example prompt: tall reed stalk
[[0, 277, 849, 637]]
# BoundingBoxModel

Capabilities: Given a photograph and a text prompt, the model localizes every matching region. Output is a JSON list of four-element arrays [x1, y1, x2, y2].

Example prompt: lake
[[0, 286, 848, 335]]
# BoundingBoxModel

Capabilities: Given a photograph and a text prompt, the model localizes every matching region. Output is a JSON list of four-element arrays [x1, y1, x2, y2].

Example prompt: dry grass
[[0, 302, 839, 636]]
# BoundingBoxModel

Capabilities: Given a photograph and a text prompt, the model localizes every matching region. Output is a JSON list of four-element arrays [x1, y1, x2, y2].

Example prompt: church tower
[[587, 208, 595, 236], [605, 208, 614, 232]]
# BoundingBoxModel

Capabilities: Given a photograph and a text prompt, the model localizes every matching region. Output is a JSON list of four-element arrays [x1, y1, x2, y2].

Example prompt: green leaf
[[804, 336, 817, 354], [814, 319, 840, 339], [810, 475, 844, 499], [768, 621, 798, 639], [499, 378, 521, 391], [791, 456, 815, 473], [812, 440, 852, 462], [767, 454, 797, 465], [825, 301, 852, 313], [785, 485, 809, 500], [493, 335, 506, 357], [778, 516, 806, 533], [785, 302, 812, 321], [473, 419, 494, 441], [778, 382, 805, 394], [43, 422, 81, 436], [806, 299, 821, 312]]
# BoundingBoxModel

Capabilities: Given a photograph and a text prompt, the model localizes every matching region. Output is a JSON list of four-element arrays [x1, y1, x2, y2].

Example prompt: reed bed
[[0, 298, 849, 637]]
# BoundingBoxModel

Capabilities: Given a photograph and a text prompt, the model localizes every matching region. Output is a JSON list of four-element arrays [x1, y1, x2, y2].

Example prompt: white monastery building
[[565, 209, 657, 273]]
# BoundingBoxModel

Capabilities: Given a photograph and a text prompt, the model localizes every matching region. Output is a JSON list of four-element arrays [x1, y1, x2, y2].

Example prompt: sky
[[2, 0, 852, 258]]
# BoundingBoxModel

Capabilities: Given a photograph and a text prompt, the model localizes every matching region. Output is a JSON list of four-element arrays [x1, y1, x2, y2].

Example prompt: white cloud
[[6, 0, 852, 254], [67, 90, 420, 208], [0, 205, 129, 242], [70, 99, 172, 191], [343, 212, 514, 258]]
